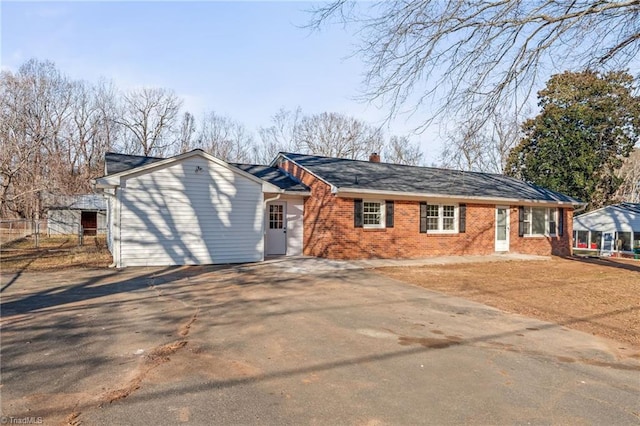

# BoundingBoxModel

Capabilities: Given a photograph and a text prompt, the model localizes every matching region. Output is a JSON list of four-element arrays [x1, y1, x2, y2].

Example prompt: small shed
[[47, 194, 107, 236], [573, 203, 640, 255]]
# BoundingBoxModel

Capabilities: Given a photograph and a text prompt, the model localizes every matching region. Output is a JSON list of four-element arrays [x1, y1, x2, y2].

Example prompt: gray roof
[[103, 152, 308, 193], [105, 152, 164, 175], [47, 194, 106, 211], [614, 202, 640, 214], [232, 164, 309, 192], [281, 153, 583, 204]]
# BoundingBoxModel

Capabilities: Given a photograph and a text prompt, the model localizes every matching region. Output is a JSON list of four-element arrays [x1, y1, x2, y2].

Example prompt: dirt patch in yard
[[0, 236, 112, 272], [376, 257, 640, 349]]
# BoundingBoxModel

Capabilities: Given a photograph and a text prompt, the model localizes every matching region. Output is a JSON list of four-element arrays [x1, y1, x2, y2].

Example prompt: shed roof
[[279, 153, 582, 204], [46, 194, 106, 211]]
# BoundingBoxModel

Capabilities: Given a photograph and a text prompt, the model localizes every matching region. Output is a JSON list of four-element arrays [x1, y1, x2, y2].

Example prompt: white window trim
[[523, 207, 557, 237], [363, 199, 385, 229], [426, 204, 458, 234]]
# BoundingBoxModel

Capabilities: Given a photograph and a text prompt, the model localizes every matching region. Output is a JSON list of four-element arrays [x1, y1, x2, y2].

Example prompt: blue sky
[[1, 1, 444, 162]]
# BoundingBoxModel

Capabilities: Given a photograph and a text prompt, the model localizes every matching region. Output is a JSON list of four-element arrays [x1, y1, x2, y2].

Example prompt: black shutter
[[459, 204, 466, 233], [518, 206, 525, 237], [385, 200, 394, 228], [558, 207, 564, 236], [420, 202, 427, 233], [354, 199, 363, 228]]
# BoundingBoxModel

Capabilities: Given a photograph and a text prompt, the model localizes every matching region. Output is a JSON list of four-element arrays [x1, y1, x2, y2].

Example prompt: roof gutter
[[333, 187, 586, 207], [572, 203, 588, 214]]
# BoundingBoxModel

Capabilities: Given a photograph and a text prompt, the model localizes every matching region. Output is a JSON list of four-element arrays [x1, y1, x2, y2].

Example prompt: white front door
[[495, 206, 510, 252], [266, 202, 287, 255]]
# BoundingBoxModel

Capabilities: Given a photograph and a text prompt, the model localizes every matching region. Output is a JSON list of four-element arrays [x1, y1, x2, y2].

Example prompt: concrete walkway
[[260, 253, 549, 274]]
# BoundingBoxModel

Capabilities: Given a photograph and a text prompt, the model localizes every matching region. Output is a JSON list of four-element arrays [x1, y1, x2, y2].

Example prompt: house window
[[269, 204, 284, 229], [363, 201, 383, 227], [574, 230, 589, 248], [523, 207, 557, 236], [354, 199, 393, 228], [421, 203, 458, 233], [427, 205, 439, 230], [442, 205, 456, 231], [591, 231, 602, 249], [616, 232, 632, 251]]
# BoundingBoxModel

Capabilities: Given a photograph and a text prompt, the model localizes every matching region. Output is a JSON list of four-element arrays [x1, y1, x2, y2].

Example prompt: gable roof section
[[95, 150, 289, 194], [105, 152, 164, 175], [279, 152, 583, 205], [575, 202, 640, 219], [573, 203, 640, 231], [232, 164, 309, 193]]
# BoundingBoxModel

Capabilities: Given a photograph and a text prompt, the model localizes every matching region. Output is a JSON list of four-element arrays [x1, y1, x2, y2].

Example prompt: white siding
[[117, 156, 263, 267], [573, 206, 640, 233]]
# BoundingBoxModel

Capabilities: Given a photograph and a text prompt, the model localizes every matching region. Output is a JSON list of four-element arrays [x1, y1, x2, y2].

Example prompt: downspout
[[263, 193, 282, 234], [263, 193, 282, 258], [573, 203, 588, 215], [94, 185, 119, 268]]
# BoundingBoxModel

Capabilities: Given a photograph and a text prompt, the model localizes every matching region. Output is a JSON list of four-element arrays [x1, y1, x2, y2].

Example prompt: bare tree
[[0, 59, 75, 218], [296, 112, 385, 159], [616, 148, 640, 203], [255, 107, 303, 163], [440, 126, 489, 172], [384, 135, 424, 165], [309, 1, 640, 130], [257, 108, 421, 164], [185, 111, 255, 163], [440, 109, 522, 173], [116, 87, 182, 156], [177, 112, 196, 155], [63, 79, 117, 191]]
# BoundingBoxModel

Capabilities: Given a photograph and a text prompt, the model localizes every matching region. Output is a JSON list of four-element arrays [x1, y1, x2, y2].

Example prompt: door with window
[[266, 202, 287, 255], [495, 206, 510, 252]]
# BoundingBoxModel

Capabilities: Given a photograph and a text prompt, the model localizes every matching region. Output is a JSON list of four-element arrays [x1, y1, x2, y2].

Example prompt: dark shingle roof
[[281, 153, 582, 203], [105, 152, 164, 175], [233, 164, 309, 192], [616, 202, 640, 214]]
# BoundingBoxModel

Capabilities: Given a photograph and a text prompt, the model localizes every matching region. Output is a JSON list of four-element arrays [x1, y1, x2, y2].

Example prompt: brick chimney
[[369, 153, 380, 163]]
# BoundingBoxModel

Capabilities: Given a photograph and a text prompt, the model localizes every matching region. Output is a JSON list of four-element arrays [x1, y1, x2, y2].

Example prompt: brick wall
[[280, 159, 573, 259]]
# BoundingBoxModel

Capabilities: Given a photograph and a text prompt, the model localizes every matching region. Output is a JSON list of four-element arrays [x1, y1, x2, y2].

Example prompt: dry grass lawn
[[1, 235, 112, 272], [376, 257, 640, 349]]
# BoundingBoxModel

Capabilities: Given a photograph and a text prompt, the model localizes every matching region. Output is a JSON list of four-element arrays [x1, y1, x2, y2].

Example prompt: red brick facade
[[280, 160, 573, 259]]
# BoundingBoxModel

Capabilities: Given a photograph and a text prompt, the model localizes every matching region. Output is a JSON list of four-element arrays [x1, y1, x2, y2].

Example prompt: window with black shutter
[[385, 200, 394, 228], [354, 199, 363, 228], [518, 206, 525, 237], [459, 204, 466, 233], [420, 202, 427, 233], [558, 207, 564, 236]]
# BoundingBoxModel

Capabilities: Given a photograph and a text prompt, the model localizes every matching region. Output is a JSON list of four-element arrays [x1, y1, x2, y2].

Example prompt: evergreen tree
[[505, 70, 640, 209]]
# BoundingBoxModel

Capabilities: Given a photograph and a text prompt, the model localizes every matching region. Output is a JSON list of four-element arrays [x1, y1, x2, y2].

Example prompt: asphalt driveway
[[1, 259, 639, 425]]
